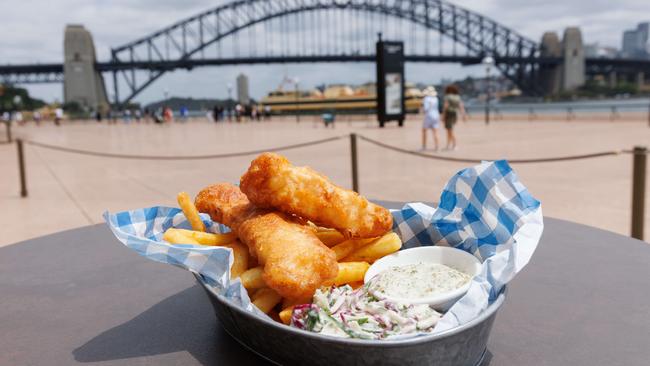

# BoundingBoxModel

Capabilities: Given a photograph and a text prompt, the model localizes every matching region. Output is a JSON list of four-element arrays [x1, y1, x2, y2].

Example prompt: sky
[[1, 0, 649, 104]]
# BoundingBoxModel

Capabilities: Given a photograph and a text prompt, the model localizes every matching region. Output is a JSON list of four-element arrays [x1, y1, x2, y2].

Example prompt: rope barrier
[[13, 132, 648, 240], [19, 134, 648, 163], [23, 135, 346, 160], [357, 135, 629, 164]]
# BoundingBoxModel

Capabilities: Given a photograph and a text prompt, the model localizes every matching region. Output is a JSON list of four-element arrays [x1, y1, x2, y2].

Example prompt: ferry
[[260, 82, 424, 114]]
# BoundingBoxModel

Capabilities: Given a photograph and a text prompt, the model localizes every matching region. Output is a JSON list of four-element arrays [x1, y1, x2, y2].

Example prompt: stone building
[[63, 25, 109, 112]]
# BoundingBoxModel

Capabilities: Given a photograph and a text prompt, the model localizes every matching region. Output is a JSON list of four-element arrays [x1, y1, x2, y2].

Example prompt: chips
[[252, 288, 283, 314], [224, 241, 249, 278], [333, 262, 370, 286], [177, 191, 206, 232], [241, 266, 266, 289], [279, 306, 294, 325], [331, 237, 378, 260], [341, 232, 402, 263], [162, 228, 200, 245], [168, 190, 402, 323], [163, 228, 236, 246]]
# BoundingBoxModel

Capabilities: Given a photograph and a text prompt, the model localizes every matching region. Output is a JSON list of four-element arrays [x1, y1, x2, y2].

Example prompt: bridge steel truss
[[109, 0, 543, 105], [0, 64, 64, 85]]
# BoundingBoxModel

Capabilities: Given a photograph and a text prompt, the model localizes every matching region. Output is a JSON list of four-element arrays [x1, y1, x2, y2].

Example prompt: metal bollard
[[6, 121, 11, 143], [631, 146, 647, 240], [17, 139, 27, 197], [610, 106, 617, 121], [350, 133, 359, 193]]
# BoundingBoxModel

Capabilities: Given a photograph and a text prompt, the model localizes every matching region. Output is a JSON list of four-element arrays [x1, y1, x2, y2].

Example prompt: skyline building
[[621, 22, 649, 59], [236, 73, 250, 105]]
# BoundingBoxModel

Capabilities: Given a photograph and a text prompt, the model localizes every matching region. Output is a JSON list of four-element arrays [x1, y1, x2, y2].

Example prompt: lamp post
[[293, 77, 300, 123], [482, 56, 494, 125]]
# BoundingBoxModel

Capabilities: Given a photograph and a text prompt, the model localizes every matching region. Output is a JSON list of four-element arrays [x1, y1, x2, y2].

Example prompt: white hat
[[424, 86, 437, 97]]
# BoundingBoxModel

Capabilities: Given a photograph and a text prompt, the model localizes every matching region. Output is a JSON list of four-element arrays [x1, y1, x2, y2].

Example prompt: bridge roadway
[[1, 55, 646, 81]]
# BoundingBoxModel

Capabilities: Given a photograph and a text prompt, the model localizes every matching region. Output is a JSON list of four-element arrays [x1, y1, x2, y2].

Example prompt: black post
[[350, 133, 359, 193], [5, 120, 11, 143], [295, 83, 300, 123], [484, 76, 490, 125], [631, 146, 646, 240], [17, 139, 27, 197]]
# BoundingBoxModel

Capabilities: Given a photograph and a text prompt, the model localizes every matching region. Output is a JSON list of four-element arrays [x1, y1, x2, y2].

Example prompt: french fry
[[331, 237, 378, 260], [279, 306, 295, 325], [333, 262, 370, 286], [315, 230, 346, 247], [223, 240, 249, 278], [341, 232, 402, 263], [162, 229, 200, 245], [252, 288, 282, 313], [240, 266, 266, 289], [163, 228, 236, 246], [177, 191, 206, 232]]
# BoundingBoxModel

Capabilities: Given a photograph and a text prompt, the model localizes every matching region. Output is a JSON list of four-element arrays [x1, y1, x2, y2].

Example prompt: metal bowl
[[195, 274, 505, 366]]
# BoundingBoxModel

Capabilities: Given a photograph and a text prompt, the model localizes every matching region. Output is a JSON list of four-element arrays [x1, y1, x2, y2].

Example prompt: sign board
[[376, 40, 405, 127]]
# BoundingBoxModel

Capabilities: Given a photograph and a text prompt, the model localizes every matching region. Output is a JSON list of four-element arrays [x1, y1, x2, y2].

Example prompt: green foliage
[[0, 84, 46, 111], [551, 80, 640, 100]]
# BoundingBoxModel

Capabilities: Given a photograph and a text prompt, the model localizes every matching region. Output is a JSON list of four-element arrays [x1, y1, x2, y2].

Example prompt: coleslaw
[[290, 283, 442, 340]]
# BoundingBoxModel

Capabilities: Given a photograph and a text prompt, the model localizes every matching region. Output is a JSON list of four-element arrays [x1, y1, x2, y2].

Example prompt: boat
[[260, 81, 424, 114]]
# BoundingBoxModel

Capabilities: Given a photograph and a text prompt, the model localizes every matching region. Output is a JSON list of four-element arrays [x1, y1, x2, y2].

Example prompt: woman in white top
[[421, 86, 440, 151]]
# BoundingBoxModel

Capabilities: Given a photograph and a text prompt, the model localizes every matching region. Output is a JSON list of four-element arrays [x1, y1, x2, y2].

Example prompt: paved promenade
[[1, 116, 649, 246]]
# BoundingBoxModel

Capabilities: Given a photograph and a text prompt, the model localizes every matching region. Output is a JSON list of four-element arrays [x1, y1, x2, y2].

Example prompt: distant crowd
[[94, 103, 273, 124], [1, 103, 274, 126], [1, 107, 65, 126]]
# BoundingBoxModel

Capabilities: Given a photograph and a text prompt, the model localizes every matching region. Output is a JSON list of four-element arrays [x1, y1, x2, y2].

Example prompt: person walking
[[441, 84, 466, 151], [33, 110, 41, 126], [123, 109, 132, 123], [421, 86, 440, 151], [54, 107, 63, 126]]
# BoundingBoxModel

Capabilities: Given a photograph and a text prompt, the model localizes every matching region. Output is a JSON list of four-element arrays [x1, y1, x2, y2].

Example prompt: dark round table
[[2, 202, 649, 365]]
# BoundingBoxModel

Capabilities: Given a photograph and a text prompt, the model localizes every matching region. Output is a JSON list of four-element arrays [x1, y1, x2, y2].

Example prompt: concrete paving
[[1, 115, 649, 246]]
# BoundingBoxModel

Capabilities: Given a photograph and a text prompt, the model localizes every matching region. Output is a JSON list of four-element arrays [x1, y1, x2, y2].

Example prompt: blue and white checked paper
[[104, 159, 543, 334]]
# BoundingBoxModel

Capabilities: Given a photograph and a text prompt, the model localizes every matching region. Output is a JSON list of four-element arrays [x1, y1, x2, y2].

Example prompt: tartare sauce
[[369, 263, 471, 300]]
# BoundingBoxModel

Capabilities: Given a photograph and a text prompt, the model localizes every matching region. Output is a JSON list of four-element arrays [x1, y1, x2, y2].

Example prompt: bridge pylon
[[63, 25, 109, 112]]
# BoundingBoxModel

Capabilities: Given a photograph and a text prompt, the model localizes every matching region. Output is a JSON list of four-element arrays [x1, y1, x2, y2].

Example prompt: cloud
[[1, 0, 648, 103]]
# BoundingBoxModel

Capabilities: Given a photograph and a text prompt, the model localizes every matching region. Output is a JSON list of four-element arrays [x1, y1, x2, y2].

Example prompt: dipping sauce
[[368, 263, 471, 300]]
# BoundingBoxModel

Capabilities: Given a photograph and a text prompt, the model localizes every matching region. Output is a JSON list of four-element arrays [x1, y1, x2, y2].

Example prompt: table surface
[[2, 202, 650, 366]]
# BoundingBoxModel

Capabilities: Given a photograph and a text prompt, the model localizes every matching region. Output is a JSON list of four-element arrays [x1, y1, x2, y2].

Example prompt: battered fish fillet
[[195, 183, 338, 300], [240, 152, 393, 238]]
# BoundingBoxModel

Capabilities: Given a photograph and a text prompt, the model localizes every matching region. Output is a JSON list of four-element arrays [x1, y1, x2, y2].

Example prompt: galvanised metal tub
[[195, 274, 505, 366]]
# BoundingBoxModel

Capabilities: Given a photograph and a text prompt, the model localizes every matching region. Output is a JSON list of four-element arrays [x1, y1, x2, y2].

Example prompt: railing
[[465, 101, 650, 124], [12, 135, 649, 241]]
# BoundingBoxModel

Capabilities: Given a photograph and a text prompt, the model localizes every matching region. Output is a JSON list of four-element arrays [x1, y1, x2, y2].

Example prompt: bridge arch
[[110, 0, 541, 104]]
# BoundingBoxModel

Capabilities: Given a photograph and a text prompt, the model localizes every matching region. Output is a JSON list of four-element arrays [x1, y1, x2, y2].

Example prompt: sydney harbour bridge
[[1, 0, 649, 107]]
